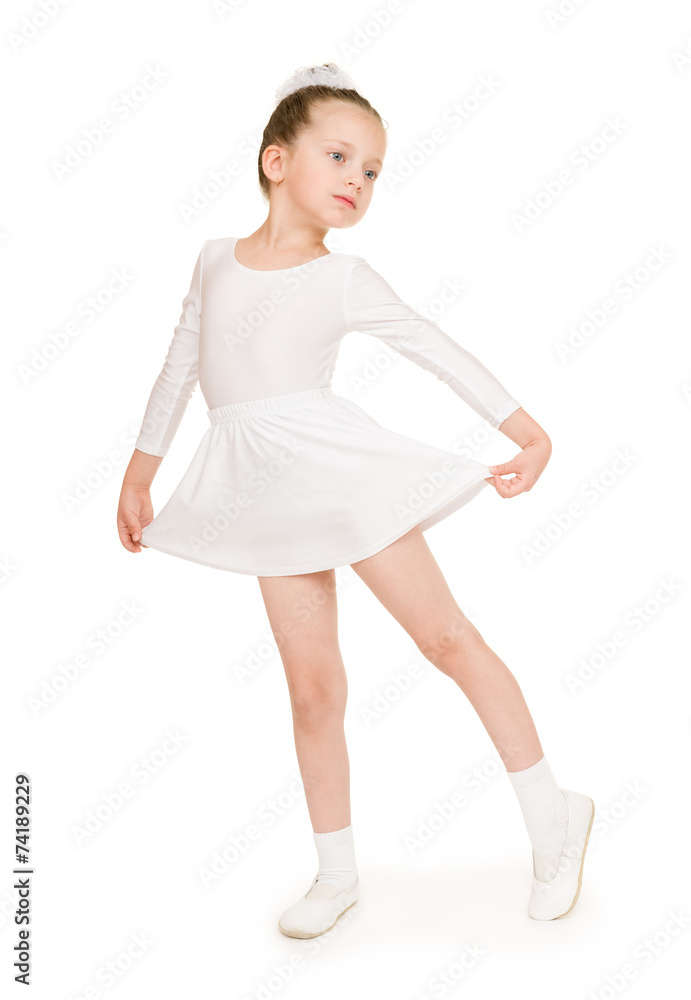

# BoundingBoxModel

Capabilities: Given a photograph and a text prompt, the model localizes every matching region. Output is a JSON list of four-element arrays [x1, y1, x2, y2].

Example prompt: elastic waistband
[[207, 386, 334, 423]]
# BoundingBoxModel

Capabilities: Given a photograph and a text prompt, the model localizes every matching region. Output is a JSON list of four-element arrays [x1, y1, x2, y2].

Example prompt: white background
[[2, 0, 690, 996]]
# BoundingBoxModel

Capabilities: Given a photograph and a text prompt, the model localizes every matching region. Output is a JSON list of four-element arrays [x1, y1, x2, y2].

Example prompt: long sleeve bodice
[[134, 236, 521, 457]]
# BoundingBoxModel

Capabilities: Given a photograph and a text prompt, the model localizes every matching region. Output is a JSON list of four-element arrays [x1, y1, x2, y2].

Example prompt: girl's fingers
[[117, 516, 144, 550], [493, 473, 519, 496]]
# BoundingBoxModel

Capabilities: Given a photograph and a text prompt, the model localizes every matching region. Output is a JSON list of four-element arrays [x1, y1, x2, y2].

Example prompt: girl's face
[[275, 103, 387, 229]]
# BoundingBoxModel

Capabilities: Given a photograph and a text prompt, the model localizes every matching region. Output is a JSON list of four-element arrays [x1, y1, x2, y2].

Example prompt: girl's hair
[[257, 68, 386, 202]]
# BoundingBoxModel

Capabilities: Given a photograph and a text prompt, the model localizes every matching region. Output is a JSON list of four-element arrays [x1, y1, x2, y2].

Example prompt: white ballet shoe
[[528, 789, 595, 920], [278, 874, 360, 939]]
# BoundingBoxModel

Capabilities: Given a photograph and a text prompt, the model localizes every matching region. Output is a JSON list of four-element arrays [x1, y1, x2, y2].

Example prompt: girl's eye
[[330, 153, 377, 180]]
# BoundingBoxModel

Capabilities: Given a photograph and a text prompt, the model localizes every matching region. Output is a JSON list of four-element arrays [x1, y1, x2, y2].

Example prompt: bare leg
[[257, 568, 351, 831], [351, 526, 543, 772]]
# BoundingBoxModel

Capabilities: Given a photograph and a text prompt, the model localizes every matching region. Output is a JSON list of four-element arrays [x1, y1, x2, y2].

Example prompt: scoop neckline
[[229, 235, 336, 273]]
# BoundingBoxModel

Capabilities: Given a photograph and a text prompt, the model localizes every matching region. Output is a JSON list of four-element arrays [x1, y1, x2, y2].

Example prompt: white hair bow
[[274, 63, 358, 106]]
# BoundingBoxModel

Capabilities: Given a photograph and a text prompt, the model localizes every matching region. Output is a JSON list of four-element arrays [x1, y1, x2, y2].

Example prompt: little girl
[[117, 63, 595, 939]]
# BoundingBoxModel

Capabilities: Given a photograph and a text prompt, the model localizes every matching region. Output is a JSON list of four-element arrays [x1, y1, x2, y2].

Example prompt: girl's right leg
[[256, 568, 350, 833], [256, 569, 360, 939]]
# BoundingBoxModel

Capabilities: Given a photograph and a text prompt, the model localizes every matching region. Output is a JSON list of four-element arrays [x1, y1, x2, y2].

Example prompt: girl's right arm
[[117, 450, 162, 552], [118, 239, 206, 553]]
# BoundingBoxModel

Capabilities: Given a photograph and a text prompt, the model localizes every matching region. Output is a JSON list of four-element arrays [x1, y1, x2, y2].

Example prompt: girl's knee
[[289, 676, 347, 722], [416, 614, 485, 672]]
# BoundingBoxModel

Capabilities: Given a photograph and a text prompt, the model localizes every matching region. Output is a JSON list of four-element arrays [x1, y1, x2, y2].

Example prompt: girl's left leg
[[351, 525, 542, 772], [350, 524, 595, 919]]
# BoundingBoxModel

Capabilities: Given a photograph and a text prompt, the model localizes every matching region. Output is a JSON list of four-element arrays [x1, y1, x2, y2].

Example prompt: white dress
[[135, 236, 522, 576]]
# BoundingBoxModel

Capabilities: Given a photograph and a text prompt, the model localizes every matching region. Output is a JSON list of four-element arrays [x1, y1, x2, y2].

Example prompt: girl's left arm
[[342, 255, 547, 498], [487, 407, 552, 498]]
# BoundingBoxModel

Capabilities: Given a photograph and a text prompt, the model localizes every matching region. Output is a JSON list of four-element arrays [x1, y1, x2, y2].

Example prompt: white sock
[[312, 824, 358, 889], [506, 756, 568, 879]]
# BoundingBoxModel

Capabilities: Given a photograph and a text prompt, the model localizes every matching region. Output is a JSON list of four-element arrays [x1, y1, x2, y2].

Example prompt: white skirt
[[139, 386, 494, 576]]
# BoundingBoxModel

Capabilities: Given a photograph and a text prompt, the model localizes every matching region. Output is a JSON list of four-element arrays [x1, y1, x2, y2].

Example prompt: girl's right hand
[[117, 485, 154, 553]]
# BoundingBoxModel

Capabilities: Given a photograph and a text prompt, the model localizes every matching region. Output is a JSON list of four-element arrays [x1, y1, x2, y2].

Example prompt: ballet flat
[[278, 874, 360, 939], [528, 789, 595, 920]]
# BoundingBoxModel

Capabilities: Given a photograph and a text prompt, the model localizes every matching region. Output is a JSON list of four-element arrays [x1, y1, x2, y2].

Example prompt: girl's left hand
[[484, 439, 551, 498]]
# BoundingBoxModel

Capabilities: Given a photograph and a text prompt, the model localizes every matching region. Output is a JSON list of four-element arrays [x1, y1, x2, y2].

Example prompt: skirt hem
[[140, 470, 492, 577]]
